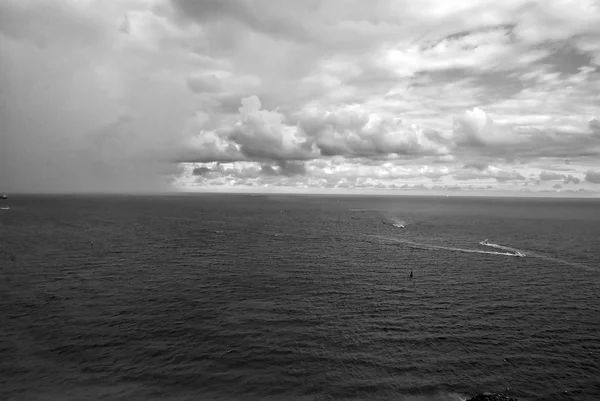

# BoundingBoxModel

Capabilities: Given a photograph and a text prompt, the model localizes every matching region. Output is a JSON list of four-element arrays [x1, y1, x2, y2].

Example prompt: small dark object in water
[[466, 393, 518, 401], [410, 271, 413, 278]]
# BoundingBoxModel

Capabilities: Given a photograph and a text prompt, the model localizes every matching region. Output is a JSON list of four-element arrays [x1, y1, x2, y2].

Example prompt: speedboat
[[479, 239, 490, 246], [514, 251, 526, 257]]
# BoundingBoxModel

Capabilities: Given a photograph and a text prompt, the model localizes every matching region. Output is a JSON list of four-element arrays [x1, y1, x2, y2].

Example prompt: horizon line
[[3, 188, 599, 200]]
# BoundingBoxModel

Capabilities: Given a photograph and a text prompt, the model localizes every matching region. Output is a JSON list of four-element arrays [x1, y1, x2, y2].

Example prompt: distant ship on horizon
[[1, 194, 7, 200]]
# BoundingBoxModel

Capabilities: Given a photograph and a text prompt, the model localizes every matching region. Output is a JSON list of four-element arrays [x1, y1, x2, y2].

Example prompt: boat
[[0, 194, 7, 200], [514, 251, 526, 257], [479, 239, 490, 246]]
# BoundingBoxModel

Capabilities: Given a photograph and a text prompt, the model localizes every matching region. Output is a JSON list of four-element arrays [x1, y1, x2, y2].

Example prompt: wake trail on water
[[371, 235, 521, 257], [372, 235, 597, 271], [480, 241, 521, 253], [355, 212, 594, 269], [381, 216, 409, 229], [480, 240, 597, 271]]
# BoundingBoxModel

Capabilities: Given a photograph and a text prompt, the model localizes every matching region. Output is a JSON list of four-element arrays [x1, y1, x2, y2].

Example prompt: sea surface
[[1, 194, 599, 401]]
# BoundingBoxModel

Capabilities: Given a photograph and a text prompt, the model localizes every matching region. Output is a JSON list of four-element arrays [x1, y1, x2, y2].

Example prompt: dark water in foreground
[[1, 194, 599, 401]]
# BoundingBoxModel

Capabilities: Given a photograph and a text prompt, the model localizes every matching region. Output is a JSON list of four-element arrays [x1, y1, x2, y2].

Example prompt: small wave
[[0, 206, 10, 210]]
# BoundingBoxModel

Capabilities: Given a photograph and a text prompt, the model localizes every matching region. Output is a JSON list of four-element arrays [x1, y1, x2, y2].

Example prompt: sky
[[1, 0, 600, 196]]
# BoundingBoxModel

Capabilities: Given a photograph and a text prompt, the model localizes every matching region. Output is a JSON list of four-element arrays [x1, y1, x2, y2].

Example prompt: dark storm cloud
[[0, 0, 197, 193]]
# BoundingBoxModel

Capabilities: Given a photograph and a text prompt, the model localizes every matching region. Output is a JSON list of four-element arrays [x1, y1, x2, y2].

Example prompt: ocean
[[1, 194, 599, 401]]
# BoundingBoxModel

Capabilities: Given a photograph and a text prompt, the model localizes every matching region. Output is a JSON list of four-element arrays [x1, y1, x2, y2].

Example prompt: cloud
[[513, 0, 600, 47], [591, 119, 600, 136], [261, 161, 307, 177], [539, 171, 565, 181], [2, 0, 600, 195], [294, 106, 451, 158], [180, 157, 534, 193], [452, 107, 519, 147], [226, 96, 315, 161], [450, 108, 600, 162], [192, 166, 212, 175], [463, 161, 489, 171], [187, 74, 223, 93], [538, 170, 582, 185], [564, 174, 581, 184], [171, 0, 315, 45], [0, 0, 199, 193], [181, 96, 452, 163], [453, 165, 525, 182], [585, 170, 600, 184]]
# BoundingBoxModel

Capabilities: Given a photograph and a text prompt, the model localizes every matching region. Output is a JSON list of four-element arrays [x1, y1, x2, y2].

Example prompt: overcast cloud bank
[[1, 0, 599, 195]]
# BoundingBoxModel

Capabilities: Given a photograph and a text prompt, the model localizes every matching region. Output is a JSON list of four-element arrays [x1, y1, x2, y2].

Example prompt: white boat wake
[[479, 239, 526, 257], [371, 235, 524, 257], [370, 234, 598, 271], [382, 217, 407, 229]]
